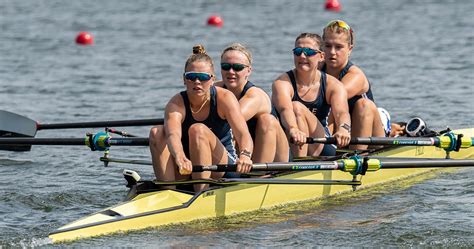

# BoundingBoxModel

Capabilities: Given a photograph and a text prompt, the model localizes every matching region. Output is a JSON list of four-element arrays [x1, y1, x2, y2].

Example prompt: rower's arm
[[239, 87, 270, 121], [164, 95, 186, 160], [272, 75, 298, 132], [326, 75, 351, 132], [340, 66, 369, 99], [218, 89, 254, 155]]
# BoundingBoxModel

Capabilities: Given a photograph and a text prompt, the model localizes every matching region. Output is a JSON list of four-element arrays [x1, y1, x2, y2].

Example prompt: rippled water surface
[[1, 0, 473, 247]]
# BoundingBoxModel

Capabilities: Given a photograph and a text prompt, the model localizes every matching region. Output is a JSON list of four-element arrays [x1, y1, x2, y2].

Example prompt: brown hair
[[184, 44, 215, 74], [323, 20, 354, 46], [221, 43, 252, 65], [295, 33, 323, 50]]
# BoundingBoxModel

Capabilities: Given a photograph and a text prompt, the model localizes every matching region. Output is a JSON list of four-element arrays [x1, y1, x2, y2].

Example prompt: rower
[[321, 19, 386, 150], [216, 43, 289, 163], [272, 32, 351, 158], [149, 45, 254, 192]]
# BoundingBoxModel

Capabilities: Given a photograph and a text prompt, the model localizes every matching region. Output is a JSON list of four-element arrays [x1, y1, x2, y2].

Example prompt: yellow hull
[[49, 128, 474, 242]]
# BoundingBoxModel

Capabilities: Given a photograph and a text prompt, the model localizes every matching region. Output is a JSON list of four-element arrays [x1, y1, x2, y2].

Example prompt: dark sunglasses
[[292, 47, 321, 57], [183, 72, 213, 82], [220, 63, 249, 72]]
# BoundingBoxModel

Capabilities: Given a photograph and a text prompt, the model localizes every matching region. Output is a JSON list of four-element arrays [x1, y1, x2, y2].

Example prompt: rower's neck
[[295, 69, 320, 86], [189, 92, 210, 108], [225, 81, 246, 98], [326, 60, 348, 79]]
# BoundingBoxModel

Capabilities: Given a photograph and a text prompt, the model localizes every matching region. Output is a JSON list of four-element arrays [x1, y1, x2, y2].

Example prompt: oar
[[150, 178, 361, 186], [193, 158, 474, 176], [304, 134, 474, 152], [0, 132, 149, 151], [0, 110, 162, 137]]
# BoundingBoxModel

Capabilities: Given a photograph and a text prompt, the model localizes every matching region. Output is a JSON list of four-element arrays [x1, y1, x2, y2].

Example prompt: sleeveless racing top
[[180, 86, 235, 157], [287, 70, 331, 127], [322, 61, 374, 114]]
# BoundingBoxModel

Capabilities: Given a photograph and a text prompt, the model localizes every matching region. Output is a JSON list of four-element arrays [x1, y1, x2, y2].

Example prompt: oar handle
[[193, 164, 238, 172]]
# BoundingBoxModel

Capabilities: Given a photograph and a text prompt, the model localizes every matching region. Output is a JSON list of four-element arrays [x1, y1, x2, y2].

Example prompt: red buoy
[[325, 0, 341, 12], [75, 32, 94, 45], [207, 15, 223, 27]]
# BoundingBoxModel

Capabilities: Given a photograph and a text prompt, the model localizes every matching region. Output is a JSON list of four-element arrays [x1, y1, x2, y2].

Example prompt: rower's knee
[[292, 101, 306, 117], [149, 125, 165, 147], [256, 114, 278, 134], [188, 123, 209, 141], [353, 99, 375, 119]]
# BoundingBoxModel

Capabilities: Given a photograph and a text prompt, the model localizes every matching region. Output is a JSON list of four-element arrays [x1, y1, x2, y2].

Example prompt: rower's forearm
[[236, 135, 254, 155], [279, 108, 299, 131], [334, 111, 351, 129], [167, 134, 185, 159]]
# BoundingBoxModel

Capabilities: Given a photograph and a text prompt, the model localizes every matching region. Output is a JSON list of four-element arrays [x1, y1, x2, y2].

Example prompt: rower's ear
[[348, 44, 353, 56]]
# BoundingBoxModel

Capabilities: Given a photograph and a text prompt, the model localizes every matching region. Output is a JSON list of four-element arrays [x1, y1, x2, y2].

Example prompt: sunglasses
[[183, 72, 213, 82], [292, 47, 321, 57], [220, 63, 249, 72], [326, 20, 354, 45]]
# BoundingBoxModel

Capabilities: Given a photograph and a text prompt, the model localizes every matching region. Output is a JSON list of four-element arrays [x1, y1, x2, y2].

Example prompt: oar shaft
[[195, 161, 344, 172], [307, 136, 474, 151], [0, 137, 149, 146], [308, 137, 439, 146], [37, 118, 164, 130], [380, 159, 474, 169]]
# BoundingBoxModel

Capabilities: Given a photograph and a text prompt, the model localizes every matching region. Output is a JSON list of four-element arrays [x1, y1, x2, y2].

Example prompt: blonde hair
[[295, 33, 323, 50], [221, 43, 252, 65], [184, 44, 215, 74], [323, 20, 354, 46]]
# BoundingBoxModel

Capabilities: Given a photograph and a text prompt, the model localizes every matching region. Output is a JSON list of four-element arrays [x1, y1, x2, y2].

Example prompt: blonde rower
[[149, 45, 253, 192], [272, 33, 351, 157], [321, 20, 386, 150], [217, 43, 289, 163]]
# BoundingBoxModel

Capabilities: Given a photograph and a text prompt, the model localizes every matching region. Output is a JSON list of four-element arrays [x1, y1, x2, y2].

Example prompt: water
[[1, 0, 473, 247]]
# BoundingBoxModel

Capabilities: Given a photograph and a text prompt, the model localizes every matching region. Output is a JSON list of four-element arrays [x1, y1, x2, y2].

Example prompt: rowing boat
[[47, 128, 474, 242]]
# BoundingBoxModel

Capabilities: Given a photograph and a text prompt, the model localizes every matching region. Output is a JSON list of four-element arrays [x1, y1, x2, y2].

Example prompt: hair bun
[[193, 44, 206, 55]]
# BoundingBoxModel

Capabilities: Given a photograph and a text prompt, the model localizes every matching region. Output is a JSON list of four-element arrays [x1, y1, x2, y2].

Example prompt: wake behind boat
[[47, 128, 474, 242]]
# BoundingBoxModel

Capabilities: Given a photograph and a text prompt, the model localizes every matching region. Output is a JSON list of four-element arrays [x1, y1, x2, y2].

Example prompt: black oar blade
[[0, 110, 38, 151]]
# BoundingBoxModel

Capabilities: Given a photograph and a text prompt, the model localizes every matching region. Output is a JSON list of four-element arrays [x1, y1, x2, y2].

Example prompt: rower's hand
[[289, 127, 307, 147], [236, 155, 252, 173], [390, 123, 406, 137], [333, 128, 351, 148], [175, 155, 193, 175]]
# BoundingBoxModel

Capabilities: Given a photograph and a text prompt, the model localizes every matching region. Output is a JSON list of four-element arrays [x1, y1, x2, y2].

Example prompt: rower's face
[[221, 50, 252, 88], [323, 31, 352, 68], [184, 61, 214, 96], [293, 37, 323, 71]]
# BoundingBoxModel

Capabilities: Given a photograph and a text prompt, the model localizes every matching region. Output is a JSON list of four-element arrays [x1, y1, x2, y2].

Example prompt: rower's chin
[[297, 64, 312, 71], [326, 59, 339, 67]]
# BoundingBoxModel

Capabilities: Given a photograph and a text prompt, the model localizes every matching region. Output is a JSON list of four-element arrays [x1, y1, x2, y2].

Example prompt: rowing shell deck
[[48, 128, 474, 242]]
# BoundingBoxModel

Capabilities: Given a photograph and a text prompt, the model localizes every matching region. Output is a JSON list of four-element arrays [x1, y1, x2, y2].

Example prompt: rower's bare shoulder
[[247, 86, 267, 98], [216, 87, 238, 102], [168, 93, 184, 104], [347, 65, 367, 78], [273, 73, 293, 91], [166, 93, 185, 111], [325, 73, 344, 86], [273, 72, 291, 84]]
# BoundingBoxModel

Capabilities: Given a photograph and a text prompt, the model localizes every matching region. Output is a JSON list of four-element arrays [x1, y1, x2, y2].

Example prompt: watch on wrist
[[340, 123, 351, 132]]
